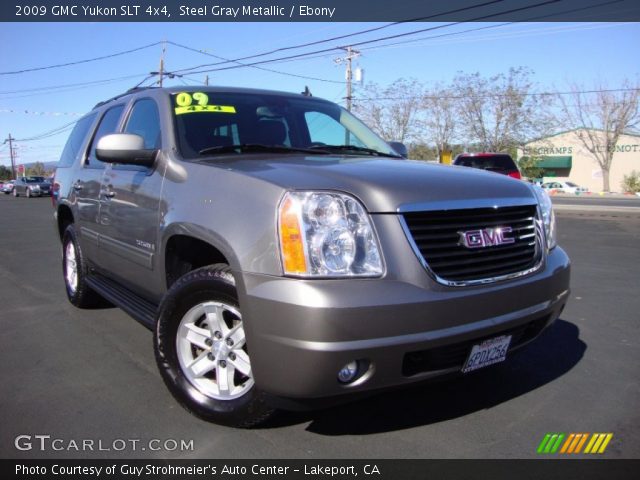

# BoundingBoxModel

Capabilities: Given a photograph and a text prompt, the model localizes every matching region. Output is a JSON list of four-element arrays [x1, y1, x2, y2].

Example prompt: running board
[[86, 273, 158, 330]]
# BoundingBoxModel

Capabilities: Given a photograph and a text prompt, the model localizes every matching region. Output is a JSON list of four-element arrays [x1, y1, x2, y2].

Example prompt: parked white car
[[542, 181, 589, 194]]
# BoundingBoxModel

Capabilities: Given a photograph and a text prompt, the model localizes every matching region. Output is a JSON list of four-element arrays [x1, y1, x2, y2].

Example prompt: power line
[[167, 41, 346, 84], [0, 73, 147, 95], [172, 0, 562, 77], [0, 42, 162, 75], [170, 0, 507, 73], [358, 0, 627, 53], [14, 119, 79, 142]]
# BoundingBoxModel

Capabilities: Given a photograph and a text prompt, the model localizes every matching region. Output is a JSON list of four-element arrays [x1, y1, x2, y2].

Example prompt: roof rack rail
[[93, 86, 158, 109]]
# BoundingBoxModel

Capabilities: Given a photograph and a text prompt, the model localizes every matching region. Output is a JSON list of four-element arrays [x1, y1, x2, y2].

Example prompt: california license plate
[[462, 335, 512, 373]]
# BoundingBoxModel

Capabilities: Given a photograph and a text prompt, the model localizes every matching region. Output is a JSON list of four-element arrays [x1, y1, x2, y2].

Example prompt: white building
[[518, 129, 640, 192]]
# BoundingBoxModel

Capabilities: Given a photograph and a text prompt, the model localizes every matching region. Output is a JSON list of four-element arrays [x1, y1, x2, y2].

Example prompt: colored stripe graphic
[[537, 433, 565, 454], [539, 433, 613, 454], [560, 434, 575, 453], [575, 433, 589, 453], [584, 433, 613, 454], [537, 434, 552, 454]]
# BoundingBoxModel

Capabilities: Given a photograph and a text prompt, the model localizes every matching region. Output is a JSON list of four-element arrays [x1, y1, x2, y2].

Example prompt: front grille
[[401, 315, 549, 376], [402, 204, 541, 284]]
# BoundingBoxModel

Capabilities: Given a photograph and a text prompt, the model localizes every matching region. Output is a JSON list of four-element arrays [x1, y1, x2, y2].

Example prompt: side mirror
[[388, 141, 408, 158], [95, 133, 157, 167]]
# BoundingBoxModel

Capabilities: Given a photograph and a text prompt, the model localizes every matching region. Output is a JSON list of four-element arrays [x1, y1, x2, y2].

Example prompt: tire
[[62, 225, 103, 308], [26, 188, 31, 198], [155, 264, 275, 427], [13, 188, 18, 197]]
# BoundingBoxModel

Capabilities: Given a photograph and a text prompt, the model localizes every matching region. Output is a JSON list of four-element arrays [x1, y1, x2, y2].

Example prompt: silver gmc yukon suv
[[53, 86, 570, 427]]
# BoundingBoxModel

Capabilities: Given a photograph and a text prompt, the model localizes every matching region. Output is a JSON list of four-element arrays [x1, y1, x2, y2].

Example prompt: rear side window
[[86, 105, 125, 169], [58, 113, 97, 168]]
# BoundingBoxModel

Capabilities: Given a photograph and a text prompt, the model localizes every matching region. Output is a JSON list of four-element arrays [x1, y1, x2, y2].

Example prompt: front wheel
[[13, 188, 18, 197], [155, 264, 274, 427], [26, 188, 31, 198], [62, 225, 103, 308]]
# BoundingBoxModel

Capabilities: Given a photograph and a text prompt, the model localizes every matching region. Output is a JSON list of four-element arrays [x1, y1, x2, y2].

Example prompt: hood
[[205, 155, 536, 213]]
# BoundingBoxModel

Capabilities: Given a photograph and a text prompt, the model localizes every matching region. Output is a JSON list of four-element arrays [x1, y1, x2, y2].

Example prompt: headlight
[[532, 185, 556, 250], [278, 191, 383, 277]]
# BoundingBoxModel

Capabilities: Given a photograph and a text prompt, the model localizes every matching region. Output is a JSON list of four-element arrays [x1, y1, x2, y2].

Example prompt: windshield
[[25, 176, 45, 183], [171, 91, 397, 159]]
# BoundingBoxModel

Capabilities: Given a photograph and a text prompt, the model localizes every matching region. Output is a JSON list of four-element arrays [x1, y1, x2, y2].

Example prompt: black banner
[[4, 460, 640, 480], [3, 0, 640, 22]]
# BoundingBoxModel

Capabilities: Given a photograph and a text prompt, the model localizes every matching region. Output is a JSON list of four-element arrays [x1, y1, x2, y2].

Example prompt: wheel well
[[57, 205, 74, 241], [165, 235, 229, 289]]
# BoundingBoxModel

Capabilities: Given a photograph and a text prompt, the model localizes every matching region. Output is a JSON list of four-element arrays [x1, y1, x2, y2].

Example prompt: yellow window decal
[[175, 105, 236, 115], [173, 92, 236, 115]]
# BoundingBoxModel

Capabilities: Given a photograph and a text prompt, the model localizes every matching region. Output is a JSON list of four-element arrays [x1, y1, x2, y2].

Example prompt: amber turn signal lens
[[279, 196, 307, 274]]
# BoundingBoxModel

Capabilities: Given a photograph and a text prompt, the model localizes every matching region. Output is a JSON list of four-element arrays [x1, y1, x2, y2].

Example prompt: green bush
[[621, 170, 640, 193]]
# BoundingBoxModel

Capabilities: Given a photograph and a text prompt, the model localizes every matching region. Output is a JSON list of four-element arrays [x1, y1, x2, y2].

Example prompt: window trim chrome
[[398, 201, 546, 287]]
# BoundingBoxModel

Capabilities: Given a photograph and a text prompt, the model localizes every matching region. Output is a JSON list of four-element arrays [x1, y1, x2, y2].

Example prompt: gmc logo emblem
[[459, 227, 515, 249]]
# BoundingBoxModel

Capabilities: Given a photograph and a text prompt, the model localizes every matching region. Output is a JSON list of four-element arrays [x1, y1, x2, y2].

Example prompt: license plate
[[462, 335, 512, 373]]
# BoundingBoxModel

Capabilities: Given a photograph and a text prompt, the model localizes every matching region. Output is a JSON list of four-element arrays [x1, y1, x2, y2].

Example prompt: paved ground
[[551, 193, 640, 209], [1, 194, 638, 459]]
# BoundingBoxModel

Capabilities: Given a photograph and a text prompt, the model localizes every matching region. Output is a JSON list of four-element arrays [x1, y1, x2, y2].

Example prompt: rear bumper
[[238, 247, 570, 401]]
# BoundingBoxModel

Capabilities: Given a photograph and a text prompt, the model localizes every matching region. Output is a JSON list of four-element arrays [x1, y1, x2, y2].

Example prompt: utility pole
[[3, 134, 17, 179], [158, 41, 166, 87], [205, 75, 209, 86], [334, 46, 360, 112]]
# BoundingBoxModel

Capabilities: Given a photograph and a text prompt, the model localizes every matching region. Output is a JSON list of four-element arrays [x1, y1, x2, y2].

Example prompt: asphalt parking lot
[[1, 194, 638, 459]]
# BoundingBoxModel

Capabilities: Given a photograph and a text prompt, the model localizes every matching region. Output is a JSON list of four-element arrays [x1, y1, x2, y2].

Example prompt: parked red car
[[453, 153, 522, 180]]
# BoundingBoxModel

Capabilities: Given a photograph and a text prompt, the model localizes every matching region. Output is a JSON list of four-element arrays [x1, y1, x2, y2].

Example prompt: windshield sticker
[[174, 92, 236, 115]]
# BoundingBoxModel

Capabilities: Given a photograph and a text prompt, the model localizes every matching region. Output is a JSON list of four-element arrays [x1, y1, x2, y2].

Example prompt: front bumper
[[238, 247, 570, 401]]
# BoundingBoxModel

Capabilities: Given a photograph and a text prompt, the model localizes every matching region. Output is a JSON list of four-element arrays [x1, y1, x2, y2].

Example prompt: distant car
[[2, 180, 15, 194], [542, 181, 588, 194], [453, 153, 522, 180], [13, 176, 52, 197]]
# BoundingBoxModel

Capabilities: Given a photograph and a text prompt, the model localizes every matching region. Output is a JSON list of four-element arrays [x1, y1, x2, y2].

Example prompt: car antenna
[[301, 86, 312, 97]]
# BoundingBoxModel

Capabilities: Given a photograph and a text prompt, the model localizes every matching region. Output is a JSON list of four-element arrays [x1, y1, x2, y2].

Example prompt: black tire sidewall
[[155, 266, 272, 427]]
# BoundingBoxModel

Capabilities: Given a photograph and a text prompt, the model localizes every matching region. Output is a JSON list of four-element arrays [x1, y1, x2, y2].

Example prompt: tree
[[621, 170, 640, 194], [0, 165, 12, 180], [26, 162, 46, 176], [557, 80, 639, 192], [517, 156, 545, 180], [353, 78, 424, 143], [452, 67, 555, 153], [407, 143, 438, 161], [422, 83, 457, 158]]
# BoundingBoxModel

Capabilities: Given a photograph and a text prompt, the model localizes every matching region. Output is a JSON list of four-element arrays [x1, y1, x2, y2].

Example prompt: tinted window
[[124, 98, 161, 149], [58, 113, 97, 168], [86, 105, 125, 168], [25, 176, 45, 183], [454, 154, 517, 172]]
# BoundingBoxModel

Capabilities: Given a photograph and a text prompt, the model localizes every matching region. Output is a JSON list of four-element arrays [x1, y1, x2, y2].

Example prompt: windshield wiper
[[308, 144, 402, 158], [199, 144, 329, 156]]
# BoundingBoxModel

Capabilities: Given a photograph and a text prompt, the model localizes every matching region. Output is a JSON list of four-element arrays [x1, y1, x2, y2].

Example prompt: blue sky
[[0, 21, 638, 166]]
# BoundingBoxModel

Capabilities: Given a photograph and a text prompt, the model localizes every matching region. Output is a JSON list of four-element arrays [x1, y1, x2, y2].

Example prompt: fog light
[[338, 361, 359, 383]]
